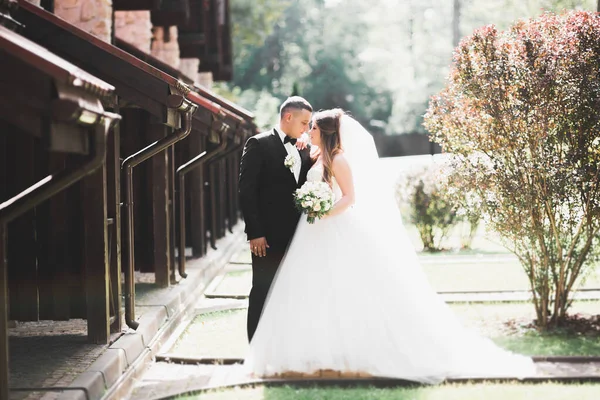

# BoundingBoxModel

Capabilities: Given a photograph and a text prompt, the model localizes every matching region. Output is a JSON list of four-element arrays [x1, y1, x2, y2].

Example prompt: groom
[[239, 96, 313, 342]]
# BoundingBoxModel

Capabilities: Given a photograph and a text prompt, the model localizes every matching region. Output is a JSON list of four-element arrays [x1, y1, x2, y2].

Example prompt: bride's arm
[[325, 154, 355, 218]]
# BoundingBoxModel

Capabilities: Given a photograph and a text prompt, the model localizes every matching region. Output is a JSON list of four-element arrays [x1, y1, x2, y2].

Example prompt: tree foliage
[[424, 10, 600, 330], [224, 0, 596, 133]]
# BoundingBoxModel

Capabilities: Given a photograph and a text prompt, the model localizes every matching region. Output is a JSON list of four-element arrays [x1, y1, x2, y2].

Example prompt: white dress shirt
[[275, 125, 301, 182]]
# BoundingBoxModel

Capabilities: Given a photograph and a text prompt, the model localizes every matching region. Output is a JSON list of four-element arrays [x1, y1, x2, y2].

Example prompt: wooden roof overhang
[[113, 0, 232, 81], [113, 0, 191, 27], [0, 23, 118, 153], [0, 22, 121, 400], [114, 37, 255, 140], [13, 0, 220, 128]]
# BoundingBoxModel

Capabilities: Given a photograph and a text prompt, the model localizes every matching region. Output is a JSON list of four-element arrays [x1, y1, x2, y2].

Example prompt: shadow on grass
[[495, 333, 600, 357], [177, 382, 600, 400]]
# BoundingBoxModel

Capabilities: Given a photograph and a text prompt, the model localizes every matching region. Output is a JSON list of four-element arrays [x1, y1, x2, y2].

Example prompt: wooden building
[[0, 0, 254, 398]]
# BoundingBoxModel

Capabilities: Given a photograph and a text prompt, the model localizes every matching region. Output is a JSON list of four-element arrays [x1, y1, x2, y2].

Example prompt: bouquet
[[294, 181, 335, 224]]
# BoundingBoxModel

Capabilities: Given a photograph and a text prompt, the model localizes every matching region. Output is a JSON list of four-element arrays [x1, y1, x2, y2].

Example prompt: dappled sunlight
[[179, 383, 600, 400]]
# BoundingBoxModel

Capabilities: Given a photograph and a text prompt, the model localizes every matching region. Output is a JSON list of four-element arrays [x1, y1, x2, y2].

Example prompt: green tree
[[424, 11, 600, 330], [223, 0, 393, 130]]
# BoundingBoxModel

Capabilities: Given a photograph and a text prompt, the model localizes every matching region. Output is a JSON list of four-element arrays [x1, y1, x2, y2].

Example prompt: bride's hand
[[295, 132, 310, 150]]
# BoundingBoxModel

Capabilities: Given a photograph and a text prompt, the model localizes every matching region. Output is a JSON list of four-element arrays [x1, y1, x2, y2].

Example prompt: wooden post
[[83, 145, 110, 344], [0, 225, 8, 400], [220, 158, 227, 237], [168, 145, 176, 284], [232, 152, 240, 225], [209, 162, 218, 249], [147, 123, 171, 287], [67, 163, 86, 319], [1, 130, 9, 400], [106, 114, 122, 333], [189, 133, 205, 256], [7, 135, 38, 321], [228, 154, 236, 230], [37, 153, 71, 321]]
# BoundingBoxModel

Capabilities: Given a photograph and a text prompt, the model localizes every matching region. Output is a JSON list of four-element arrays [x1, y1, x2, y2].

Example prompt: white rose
[[313, 203, 321, 212]]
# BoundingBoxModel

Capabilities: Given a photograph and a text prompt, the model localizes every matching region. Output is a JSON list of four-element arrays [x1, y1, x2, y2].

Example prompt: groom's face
[[283, 109, 312, 138]]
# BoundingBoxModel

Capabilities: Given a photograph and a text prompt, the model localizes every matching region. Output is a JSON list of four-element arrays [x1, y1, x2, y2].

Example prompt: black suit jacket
[[239, 129, 312, 250]]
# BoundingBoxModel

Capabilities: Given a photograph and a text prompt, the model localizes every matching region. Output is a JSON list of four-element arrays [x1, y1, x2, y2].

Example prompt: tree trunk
[[452, 0, 461, 48]]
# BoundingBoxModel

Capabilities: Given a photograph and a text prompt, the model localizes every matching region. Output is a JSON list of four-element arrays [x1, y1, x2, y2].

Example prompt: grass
[[422, 262, 600, 292], [179, 383, 600, 400], [169, 301, 600, 359], [170, 309, 249, 358], [211, 262, 600, 297], [495, 334, 600, 357]]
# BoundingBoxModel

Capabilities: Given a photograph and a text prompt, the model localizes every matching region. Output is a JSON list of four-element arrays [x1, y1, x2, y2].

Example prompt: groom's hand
[[250, 237, 269, 257]]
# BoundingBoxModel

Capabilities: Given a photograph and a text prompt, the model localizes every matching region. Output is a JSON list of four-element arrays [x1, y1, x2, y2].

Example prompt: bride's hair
[[313, 108, 345, 185]]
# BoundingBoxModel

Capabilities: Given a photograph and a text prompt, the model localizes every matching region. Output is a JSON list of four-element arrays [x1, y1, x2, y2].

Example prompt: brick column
[[151, 26, 180, 69], [54, 0, 112, 43], [196, 72, 214, 90], [179, 59, 199, 83], [114, 11, 153, 53]]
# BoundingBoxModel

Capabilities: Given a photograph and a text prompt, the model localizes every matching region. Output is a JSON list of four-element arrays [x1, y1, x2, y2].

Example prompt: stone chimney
[[151, 25, 180, 69], [196, 72, 213, 90], [114, 11, 152, 53], [54, 0, 112, 43], [179, 58, 199, 83]]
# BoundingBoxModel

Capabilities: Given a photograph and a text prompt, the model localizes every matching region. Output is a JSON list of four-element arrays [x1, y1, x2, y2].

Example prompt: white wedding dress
[[243, 116, 536, 384]]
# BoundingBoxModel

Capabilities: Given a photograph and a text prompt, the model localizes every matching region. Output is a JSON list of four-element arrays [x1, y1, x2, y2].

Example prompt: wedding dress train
[[244, 115, 536, 384]]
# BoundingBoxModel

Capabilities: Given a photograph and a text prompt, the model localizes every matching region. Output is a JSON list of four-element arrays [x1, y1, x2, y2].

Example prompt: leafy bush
[[396, 160, 481, 252], [424, 11, 600, 330]]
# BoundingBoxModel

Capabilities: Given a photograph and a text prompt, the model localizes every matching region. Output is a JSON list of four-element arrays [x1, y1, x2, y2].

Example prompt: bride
[[243, 108, 536, 383]]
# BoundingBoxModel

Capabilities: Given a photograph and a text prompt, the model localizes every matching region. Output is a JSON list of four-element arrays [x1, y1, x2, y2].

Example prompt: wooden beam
[[83, 154, 110, 344], [218, 159, 226, 238], [0, 130, 9, 400], [106, 110, 122, 333], [7, 135, 38, 322], [15, 2, 174, 124], [188, 132, 205, 256], [208, 162, 218, 249], [0, 225, 8, 400], [67, 167, 85, 319], [147, 123, 171, 287], [168, 146, 176, 284], [112, 0, 160, 11], [46, 155, 71, 320]]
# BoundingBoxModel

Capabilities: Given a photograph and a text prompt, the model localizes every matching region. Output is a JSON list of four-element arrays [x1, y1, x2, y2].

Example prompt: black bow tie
[[283, 136, 297, 145]]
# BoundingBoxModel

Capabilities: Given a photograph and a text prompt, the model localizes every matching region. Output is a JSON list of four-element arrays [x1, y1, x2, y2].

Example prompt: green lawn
[[181, 383, 600, 400], [170, 301, 600, 359], [422, 262, 600, 292], [212, 262, 600, 297]]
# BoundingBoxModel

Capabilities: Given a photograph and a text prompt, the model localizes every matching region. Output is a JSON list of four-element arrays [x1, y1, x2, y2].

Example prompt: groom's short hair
[[279, 96, 313, 118]]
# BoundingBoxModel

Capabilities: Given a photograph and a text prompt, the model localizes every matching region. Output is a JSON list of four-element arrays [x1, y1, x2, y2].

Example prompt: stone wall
[[54, 0, 112, 43], [114, 11, 153, 53], [51, 1, 203, 85]]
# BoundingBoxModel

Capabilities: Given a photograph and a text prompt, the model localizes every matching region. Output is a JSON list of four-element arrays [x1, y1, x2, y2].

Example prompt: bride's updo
[[313, 108, 345, 185]]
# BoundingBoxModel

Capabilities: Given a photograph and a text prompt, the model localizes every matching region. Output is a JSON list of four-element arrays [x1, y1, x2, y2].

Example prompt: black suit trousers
[[247, 244, 287, 342]]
